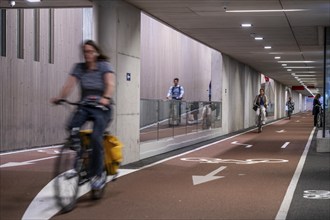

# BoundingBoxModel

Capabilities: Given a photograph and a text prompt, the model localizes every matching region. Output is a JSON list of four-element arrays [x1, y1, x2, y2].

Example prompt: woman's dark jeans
[[68, 105, 112, 177]]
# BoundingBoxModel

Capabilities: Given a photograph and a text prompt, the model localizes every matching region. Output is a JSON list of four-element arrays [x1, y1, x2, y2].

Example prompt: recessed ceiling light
[[287, 69, 292, 71], [264, 46, 272, 49], [254, 37, 263, 40], [282, 64, 287, 66], [241, 23, 252, 27], [274, 56, 281, 59], [27, 0, 41, 2]]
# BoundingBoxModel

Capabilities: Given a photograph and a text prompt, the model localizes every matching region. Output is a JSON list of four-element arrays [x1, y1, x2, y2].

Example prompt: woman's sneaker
[[91, 172, 106, 190]]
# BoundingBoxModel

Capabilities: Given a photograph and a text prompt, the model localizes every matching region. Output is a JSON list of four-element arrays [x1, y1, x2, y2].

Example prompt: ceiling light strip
[[278, 61, 315, 63], [226, 9, 308, 13]]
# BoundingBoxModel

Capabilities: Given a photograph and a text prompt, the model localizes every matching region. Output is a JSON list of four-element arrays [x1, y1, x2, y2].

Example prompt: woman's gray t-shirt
[[70, 61, 115, 100]]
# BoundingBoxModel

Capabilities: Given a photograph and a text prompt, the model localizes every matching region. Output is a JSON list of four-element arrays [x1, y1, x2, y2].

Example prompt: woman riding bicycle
[[253, 88, 268, 126], [51, 40, 115, 191]]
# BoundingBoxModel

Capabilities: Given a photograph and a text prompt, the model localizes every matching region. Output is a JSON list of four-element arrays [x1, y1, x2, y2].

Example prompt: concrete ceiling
[[124, 0, 330, 96], [1, 0, 329, 96]]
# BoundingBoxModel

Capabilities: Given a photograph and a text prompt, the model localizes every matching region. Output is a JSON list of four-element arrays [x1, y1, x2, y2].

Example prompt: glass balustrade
[[140, 99, 222, 142]]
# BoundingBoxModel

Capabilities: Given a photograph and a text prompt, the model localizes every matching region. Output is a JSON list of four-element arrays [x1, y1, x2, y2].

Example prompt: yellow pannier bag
[[103, 134, 123, 175], [79, 130, 123, 175]]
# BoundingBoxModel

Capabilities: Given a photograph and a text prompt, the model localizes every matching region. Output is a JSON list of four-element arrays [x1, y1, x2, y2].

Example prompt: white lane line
[[275, 127, 316, 220], [0, 145, 62, 156], [231, 141, 253, 148], [22, 169, 138, 220], [281, 142, 290, 149], [0, 156, 58, 168]]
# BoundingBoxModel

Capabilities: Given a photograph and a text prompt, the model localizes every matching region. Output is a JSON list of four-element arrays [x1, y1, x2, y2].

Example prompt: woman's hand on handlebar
[[99, 97, 110, 106], [50, 97, 65, 105]]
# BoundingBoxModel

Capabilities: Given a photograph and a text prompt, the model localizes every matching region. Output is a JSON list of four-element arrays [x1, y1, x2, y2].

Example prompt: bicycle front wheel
[[53, 143, 80, 213], [317, 113, 322, 128]]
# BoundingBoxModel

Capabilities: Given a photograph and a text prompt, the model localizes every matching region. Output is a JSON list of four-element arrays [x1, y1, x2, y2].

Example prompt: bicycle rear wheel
[[258, 122, 262, 133], [54, 143, 80, 213], [288, 110, 291, 119], [317, 113, 322, 128], [257, 113, 262, 133]]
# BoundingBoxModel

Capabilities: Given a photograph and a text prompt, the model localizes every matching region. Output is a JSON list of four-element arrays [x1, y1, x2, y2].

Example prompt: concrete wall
[[93, 0, 141, 164], [0, 8, 84, 151], [140, 13, 212, 102], [222, 54, 260, 133]]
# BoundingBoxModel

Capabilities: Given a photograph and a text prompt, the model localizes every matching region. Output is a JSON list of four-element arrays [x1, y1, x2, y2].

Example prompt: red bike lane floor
[[0, 113, 316, 219]]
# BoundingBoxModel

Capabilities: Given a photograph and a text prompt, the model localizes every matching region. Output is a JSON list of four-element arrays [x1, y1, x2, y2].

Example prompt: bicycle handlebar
[[55, 99, 110, 111]]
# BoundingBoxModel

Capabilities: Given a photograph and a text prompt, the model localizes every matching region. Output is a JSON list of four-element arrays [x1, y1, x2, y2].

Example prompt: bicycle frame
[[257, 107, 263, 133]]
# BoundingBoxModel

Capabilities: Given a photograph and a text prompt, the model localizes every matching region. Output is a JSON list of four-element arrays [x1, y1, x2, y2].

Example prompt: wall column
[[93, 0, 141, 164]]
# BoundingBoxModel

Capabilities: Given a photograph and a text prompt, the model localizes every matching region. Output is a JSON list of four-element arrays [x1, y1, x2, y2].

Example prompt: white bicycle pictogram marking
[[180, 157, 288, 164], [303, 190, 330, 200]]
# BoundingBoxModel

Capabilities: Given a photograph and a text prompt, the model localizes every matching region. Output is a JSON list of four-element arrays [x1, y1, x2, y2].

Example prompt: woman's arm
[[100, 72, 115, 106], [50, 75, 77, 103]]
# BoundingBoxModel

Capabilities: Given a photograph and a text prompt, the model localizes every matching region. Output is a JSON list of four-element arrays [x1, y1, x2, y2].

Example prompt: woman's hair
[[83, 40, 109, 61], [315, 93, 321, 99]]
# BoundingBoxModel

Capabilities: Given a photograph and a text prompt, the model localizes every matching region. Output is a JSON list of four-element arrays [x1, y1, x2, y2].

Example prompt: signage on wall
[[126, 73, 131, 81]]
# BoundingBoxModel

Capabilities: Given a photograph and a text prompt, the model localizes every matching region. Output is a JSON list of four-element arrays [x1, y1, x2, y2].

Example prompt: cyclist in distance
[[286, 96, 295, 119], [312, 93, 322, 126], [51, 40, 115, 191], [253, 88, 268, 126]]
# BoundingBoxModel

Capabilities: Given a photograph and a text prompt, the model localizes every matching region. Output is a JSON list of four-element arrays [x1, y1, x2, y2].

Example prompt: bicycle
[[316, 105, 323, 128], [287, 107, 293, 120], [257, 106, 263, 133], [169, 99, 181, 126], [53, 100, 121, 213], [254, 105, 265, 133]]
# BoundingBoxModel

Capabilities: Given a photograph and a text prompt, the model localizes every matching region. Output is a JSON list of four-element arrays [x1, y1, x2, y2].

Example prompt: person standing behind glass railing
[[166, 78, 184, 124], [166, 78, 184, 101]]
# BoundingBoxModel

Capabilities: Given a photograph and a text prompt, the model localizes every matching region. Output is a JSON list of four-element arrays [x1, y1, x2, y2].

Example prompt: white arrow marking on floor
[[38, 149, 61, 155], [0, 156, 57, 168], [281, 142, 290, 149], [192, 166, 227, 185], [231, 141, 253, 148], [276, 130, 286, 133]]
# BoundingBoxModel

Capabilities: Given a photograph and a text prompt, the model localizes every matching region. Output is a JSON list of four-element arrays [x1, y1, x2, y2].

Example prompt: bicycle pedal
[[65, 170, 78, 179], [78, 177, 90, 186]]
